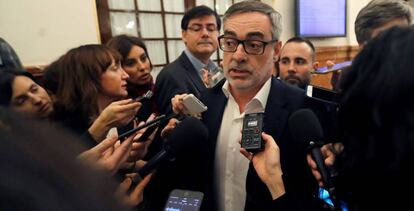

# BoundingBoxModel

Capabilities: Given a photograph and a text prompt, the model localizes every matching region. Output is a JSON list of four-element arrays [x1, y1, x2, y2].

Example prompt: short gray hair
[[355, 0, 413, 44], [223, 0, 282, 40]]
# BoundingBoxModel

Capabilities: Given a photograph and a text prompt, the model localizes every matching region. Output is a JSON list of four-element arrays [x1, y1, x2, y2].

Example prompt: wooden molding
[[26, 45, 360, 90]]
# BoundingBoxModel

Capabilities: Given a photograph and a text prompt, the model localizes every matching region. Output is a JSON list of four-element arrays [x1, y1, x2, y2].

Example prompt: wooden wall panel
[[311, 45, 359, 90]]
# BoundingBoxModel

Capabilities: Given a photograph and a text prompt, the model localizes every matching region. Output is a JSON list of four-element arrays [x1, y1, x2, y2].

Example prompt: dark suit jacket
[[155, 52, 207, 115], [201, 77, 320, 210]]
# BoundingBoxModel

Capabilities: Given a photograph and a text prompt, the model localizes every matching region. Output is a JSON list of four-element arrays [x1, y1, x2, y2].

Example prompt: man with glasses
[[146, 5, 220, 211], [172, 1, 322, 210], [155, 5, 221, 115]]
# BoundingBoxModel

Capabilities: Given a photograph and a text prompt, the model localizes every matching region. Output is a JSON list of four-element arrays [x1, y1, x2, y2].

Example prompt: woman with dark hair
[[0, 69, 53, 119], [49, 44, 141, 144], [331, 25, 414, 210], [107, 35, 156, 120]]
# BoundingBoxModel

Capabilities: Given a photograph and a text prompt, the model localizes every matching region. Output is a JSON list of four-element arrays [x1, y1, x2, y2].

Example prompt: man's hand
[[171, 94, 189, 114]]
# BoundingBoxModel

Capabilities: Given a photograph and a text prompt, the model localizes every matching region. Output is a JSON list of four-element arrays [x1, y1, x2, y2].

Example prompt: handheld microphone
[[288, 108, 330, 189], [288, 109, 343, 210], [136, 116, 208, 179]]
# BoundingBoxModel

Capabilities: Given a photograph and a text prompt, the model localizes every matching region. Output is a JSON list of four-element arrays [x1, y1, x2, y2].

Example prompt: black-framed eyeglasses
[[218, 35, 278, 55]]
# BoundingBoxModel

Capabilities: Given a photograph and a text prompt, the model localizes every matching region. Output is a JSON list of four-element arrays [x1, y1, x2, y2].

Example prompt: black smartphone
[[241, 112, 265, 153], [118, 114, 166, 141], [134, 90, 153, 102], [136, 123, 158, 142], [314, 61, 351, 74], [164, 189, 203, 211], [306, 85, 338, 104]]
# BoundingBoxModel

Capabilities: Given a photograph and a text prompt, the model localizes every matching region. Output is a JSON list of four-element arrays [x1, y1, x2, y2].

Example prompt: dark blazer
[[155, 52, 207, 115], [201, 77, 320, 210]]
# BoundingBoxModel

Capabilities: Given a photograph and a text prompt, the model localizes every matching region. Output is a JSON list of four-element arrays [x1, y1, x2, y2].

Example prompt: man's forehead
[[188, 15, 217, 25], [281, 42, 313, 55], [223, 12, 272, 38]]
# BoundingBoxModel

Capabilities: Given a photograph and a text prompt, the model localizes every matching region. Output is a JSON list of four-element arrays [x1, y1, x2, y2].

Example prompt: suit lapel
[[263, 78, 290, 141], [202, 88, 227, 153]]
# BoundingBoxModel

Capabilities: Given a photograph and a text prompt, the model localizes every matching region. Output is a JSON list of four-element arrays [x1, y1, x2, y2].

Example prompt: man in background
[[278, 37, 318, 90], [155, 5, 220, 115], [331, 0, 413, 91]]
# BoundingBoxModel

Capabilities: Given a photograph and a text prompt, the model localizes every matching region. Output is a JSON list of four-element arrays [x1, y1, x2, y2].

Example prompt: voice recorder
[[241, 112, 264, 153]]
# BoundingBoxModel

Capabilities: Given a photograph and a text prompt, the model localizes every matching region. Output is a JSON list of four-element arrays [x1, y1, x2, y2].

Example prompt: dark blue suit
[[155, 52, 207, 115], [201, 77, 320, 210]]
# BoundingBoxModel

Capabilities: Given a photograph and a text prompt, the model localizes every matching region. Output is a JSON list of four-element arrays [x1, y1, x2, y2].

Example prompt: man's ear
[[181, 30, 187, 45], [313, 61, 319, 71], [273, 41, 282, 58]]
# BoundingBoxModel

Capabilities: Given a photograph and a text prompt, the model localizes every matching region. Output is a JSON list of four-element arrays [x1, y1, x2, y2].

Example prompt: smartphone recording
[[313, 61, 352, 74], [118, 114, 166, 141], [134, 90, 154, 102]]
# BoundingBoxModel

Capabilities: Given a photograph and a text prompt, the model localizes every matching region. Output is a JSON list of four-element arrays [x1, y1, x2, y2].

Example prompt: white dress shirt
[[215, 78, 271, 211]]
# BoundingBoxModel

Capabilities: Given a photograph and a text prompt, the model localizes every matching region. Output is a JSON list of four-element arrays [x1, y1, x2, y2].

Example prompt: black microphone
[[136, 116, 208, 179], [289, 109, 343, 210], [288, 108, 331, 189]]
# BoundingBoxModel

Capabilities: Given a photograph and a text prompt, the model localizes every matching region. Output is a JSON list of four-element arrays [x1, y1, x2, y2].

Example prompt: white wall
[[272, 0, 371, 46], [0, 0, 100, 66], [0, 0, 371, 67]]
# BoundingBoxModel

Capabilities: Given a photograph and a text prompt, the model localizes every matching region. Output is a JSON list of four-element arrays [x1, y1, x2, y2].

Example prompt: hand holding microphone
[[288, 109, 332, 189], [135, 116, 208, 179], [240, 132, 286, 200], [289, 108, 342, 210], [306, 143, 342, 187]]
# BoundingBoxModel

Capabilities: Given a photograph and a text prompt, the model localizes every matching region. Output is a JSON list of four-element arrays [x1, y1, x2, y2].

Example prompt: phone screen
[[164, 189, 203, 211], [316, 61, 352, 73]]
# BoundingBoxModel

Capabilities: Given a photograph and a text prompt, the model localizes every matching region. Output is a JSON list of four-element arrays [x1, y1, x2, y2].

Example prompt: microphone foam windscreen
[[288, 108, 324, 147], [165, 116, 209, 154]]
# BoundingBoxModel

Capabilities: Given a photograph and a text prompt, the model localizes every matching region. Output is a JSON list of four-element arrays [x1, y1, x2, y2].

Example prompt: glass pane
[[139, 13, 164, 38], [165, 14, 183, 38], [167, 40, 185, 62], [196, 0, 214, 9], [163, 0, 185, 12], [216, 0, 232, 15], [211, 50, 218, 61], [110, 12, 138, 36], [108, 0, 134, 10], [146, 41, 166, 65], [219, 17, 224, 33], [152, 66, 163, 82], [137, 0, 161, 11]]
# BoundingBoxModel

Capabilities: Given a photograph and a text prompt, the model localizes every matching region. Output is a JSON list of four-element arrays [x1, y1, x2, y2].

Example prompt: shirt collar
[[184, 49, 217, 74], [221, 77, 272, 113]]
